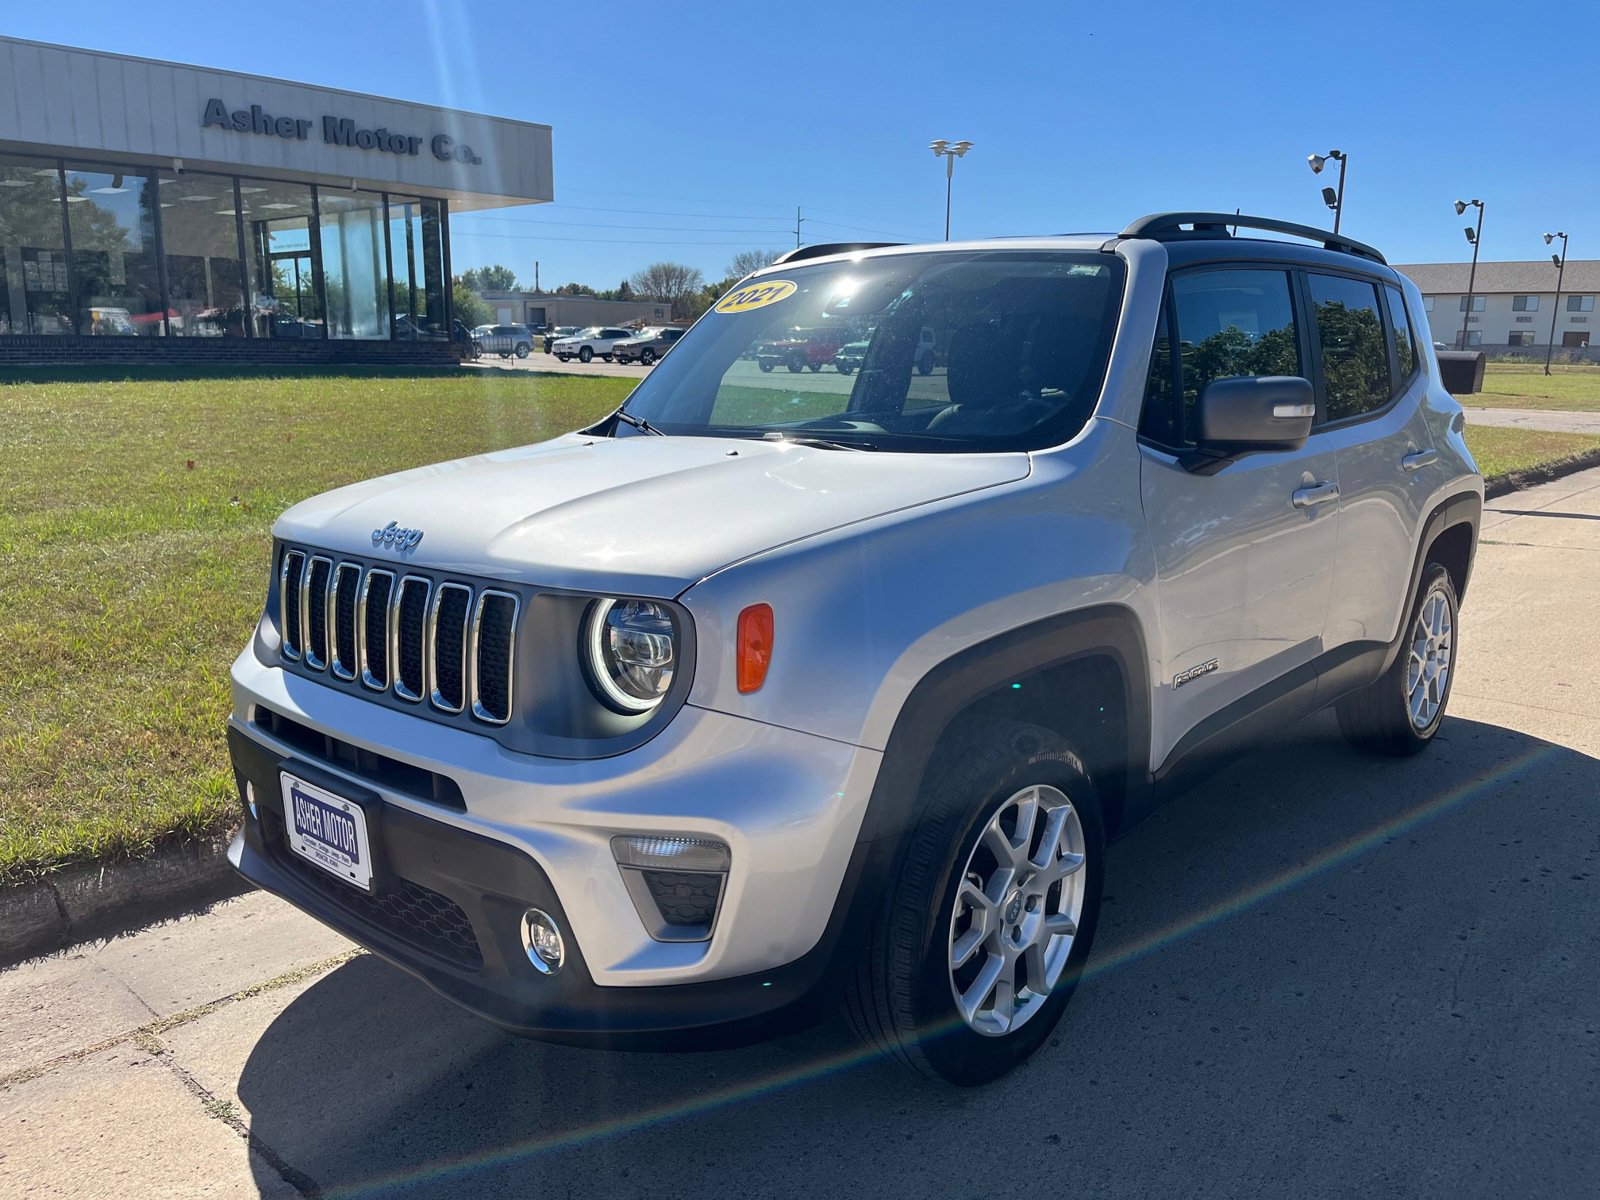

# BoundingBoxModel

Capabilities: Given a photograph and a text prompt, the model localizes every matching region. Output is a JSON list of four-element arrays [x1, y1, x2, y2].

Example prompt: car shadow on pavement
[[238, 713, 1600, 1199]]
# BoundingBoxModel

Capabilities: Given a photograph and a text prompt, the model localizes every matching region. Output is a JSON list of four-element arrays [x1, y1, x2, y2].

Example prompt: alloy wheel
[[948, 784, 1086, 1037], [1406, 582, 1454, 730]]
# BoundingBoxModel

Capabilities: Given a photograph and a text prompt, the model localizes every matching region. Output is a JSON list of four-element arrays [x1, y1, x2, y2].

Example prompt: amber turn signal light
[[737, 604, 774, 693]]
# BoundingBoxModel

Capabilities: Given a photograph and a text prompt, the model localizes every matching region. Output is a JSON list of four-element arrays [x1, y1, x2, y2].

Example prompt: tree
[[451, 281, 491, 328], [457, 265, 520, 293], [726, 249, 783, 279], [628, 262, 705, 317], [554, 281, 595, 297]]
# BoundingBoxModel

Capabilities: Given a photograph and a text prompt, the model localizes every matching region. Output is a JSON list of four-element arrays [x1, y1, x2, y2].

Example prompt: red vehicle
[[756, 329, 846, 373]]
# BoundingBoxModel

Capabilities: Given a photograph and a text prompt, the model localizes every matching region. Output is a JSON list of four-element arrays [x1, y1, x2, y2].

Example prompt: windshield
[[619, 250, 1125, 452]]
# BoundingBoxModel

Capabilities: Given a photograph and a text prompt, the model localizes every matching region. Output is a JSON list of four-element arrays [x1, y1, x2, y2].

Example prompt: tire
[[578, 347, 593, 363], [498, 351, 510, 359], [759, 362, 774, 373], [515, 344, 529, 359], [844, 718, 1105, 1086], [1336, 562, 1459, 756], [557, 354, 571, 362], [917, 353, 934, 376], [640, 349, 656, 366], [808, 362, 822, 372], [603, 354, 614, 362], [787, 352, 805, 374], [836, 363, 853, 376]]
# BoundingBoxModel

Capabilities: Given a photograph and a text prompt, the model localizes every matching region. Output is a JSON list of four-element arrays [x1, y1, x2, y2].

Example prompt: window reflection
[[387, 195, 447, 338], [244, 181, 323, 338], [1170, 269, 1301, 445], [319, 190, 390, 339], [160, 173, 246, 337], [63, 164, 164, 336], [1309, 273, 1389, 421], [0, 156, 72, 334]]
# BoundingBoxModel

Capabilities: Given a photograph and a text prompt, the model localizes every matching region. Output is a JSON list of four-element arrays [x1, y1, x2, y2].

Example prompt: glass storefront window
[[63, 163, 164, 336], [319, 189, 390, 339], [243, 180, 323, 339], [0, 155, 72, 335], [387, 195, 447, 339], [159, 172, 246, 337]]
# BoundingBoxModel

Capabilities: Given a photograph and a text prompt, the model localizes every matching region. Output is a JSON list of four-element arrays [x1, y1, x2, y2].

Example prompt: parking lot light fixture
[[930, 139, 974, 241], [1543, 231, 1569, 376], [1454, 199, 1486, 351], [1307, 149, 1347, 233]]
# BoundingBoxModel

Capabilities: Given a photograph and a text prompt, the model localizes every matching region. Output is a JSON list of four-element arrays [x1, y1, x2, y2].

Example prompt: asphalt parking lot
[[4, 467, 1598, 1199]]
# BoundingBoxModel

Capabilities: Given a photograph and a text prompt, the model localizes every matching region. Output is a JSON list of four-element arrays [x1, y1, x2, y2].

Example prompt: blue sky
[[9, 1, 1594, 288]]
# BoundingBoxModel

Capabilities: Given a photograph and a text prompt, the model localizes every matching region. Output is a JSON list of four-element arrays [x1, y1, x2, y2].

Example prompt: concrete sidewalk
[[1464, 405, 1600, 434], [4, 468, 1599, 1200]]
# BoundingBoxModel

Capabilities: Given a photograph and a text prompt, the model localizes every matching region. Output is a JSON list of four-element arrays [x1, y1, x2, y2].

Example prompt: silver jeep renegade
[[228, 213, 1481, 1084]]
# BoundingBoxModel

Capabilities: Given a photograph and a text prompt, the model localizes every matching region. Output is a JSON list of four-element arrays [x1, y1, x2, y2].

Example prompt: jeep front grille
[[279, 548, 517, 726]]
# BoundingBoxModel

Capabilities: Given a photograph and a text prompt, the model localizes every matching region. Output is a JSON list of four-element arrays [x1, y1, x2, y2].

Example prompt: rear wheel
[[787, 351, 805, 374], [603, 354, 614, 362], [1337, 562, 1459, 755], [836, 362, 853, 376], [845, 718, 1104, 1085], [758, 361, 774, 373], [578, 347, 593, 363]]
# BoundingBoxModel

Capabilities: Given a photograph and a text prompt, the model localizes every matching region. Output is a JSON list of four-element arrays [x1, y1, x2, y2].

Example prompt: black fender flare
[[856, 604, 1153, 845]]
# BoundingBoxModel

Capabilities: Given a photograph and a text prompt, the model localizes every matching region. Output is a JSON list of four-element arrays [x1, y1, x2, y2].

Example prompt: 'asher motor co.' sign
[[201, 98, 483, 165]]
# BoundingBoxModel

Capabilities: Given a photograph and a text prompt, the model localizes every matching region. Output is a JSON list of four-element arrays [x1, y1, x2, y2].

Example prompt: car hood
[[273, 434, 1029, 595]]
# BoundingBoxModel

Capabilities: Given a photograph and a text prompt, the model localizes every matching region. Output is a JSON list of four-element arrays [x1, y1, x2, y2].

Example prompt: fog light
[[519, 908, 565, 975], [612, 836, 731, 942]]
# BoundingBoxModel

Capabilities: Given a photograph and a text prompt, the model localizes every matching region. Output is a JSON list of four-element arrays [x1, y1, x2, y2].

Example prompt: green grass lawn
[[0, 370, 631, 885], [1, 369, 1596, 885], [1462, 424, 1600, 481], [1470, 363, 1600, 412]]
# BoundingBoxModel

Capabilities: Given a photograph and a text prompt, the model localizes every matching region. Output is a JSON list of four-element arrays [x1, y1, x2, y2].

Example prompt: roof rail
[[771, 242, 902, 266], [1119, 212, 1387, 265]]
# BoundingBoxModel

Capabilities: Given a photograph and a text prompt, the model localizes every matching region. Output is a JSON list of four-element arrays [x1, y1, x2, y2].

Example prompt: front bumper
[[229, 727, 878, 1043], [226, 648, 886, 1041]]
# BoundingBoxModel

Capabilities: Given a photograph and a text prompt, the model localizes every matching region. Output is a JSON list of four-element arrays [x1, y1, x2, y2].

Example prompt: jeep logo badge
[[372, 521, 424, 552]]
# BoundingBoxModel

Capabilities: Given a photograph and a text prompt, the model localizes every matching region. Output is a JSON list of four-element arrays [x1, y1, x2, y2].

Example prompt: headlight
[[583, 599, 676, 713]]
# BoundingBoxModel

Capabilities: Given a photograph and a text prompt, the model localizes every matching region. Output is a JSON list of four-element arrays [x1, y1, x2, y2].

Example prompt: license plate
[[281, 772, 373, 891]]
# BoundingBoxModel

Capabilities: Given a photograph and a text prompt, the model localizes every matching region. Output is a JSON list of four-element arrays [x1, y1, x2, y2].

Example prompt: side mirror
[[1192, 376, 1315, 465]]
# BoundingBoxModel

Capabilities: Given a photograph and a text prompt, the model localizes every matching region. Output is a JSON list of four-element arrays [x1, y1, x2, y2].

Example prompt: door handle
[[1402, 448, 1438, 472], [1292, 482, 1340, 508]]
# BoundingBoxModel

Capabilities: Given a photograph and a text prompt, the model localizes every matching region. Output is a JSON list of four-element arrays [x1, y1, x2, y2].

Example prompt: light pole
[[1454, 199, 1485, 351], [1543, 231, 1569, 376], [930, 139, 973, 241], [1307, 149, 1348, 233]]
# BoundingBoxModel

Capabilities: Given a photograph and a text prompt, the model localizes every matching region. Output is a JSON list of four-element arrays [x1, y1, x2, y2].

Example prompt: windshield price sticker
[[714, 280, 797, 314]]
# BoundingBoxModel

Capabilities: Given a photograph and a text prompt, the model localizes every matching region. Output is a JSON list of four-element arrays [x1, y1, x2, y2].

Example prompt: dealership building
[[0, 36, 552, 365]]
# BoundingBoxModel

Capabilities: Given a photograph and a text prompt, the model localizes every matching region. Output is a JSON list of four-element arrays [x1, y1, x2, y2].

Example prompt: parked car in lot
[[836, 326, 936, 375], [611, 327, 684, 365], [543, 325, 581, 354], [477, 324, 533, 358], [756, 328, 846, 372], [551, 326, 638, 363], [231, 213, 1481, 1086]]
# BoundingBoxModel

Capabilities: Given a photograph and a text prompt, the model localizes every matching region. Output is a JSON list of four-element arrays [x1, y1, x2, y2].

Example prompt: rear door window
[[1308, 273, 1390, 422]]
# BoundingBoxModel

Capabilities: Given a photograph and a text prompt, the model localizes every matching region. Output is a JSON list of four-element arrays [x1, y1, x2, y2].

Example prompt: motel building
[[1395, 260, 1600, 361], [0, 36, 552, 365]]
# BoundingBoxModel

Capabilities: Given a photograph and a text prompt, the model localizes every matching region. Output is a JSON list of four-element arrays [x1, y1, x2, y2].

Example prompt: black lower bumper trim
[[228, 724, 867, 1048]]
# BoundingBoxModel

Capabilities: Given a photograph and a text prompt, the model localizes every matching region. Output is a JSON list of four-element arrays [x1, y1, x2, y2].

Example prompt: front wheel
[[787, 352, 805, 374], [640, 349, 656, 365], [758, 361, 774, 373], [845, 718, 1104, 1085], [578, 347, 593, 363], [1337, 562, 1459, 755], [515, 344, 530, 358]]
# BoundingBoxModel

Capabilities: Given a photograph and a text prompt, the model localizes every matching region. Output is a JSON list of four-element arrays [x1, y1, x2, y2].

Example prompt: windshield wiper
[[763, 432, 876, 452], [613, 410, 664, 436]]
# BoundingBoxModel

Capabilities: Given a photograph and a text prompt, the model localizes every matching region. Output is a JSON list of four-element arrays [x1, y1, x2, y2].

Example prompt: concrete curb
[[1484, 447, 1600, 499], [0, 834, 251, 967]]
